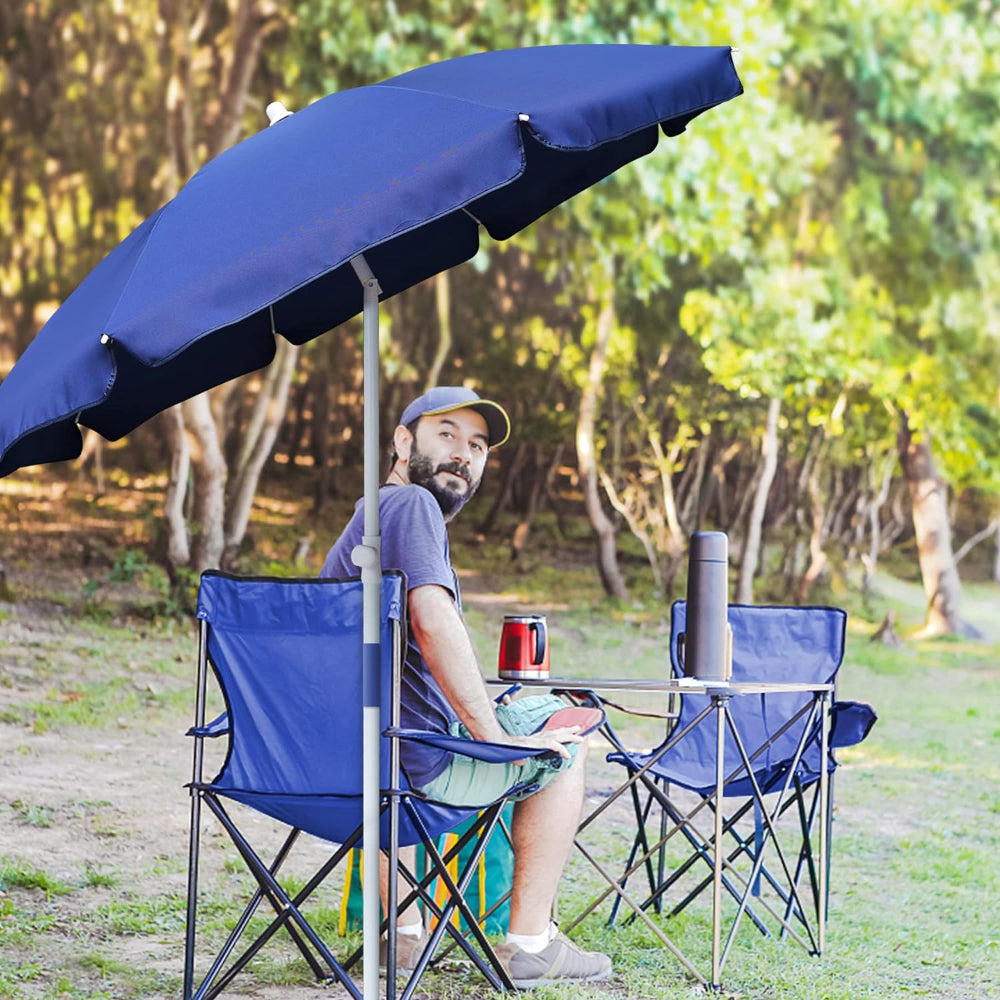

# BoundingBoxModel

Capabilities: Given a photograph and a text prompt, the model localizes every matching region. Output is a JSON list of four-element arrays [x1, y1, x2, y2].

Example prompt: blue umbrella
[[0, 43, 742, 995]]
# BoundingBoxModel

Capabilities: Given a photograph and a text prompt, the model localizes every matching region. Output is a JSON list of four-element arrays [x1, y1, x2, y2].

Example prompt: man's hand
[[502, 725, 583, 765], [507, 725, 583, 757]]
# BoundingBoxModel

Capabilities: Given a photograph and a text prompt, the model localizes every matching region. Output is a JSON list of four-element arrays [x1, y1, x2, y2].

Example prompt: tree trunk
[[860, 453, 895, 596], [161, 406, 191, 570], [74, 429, 105, 494], [156, 0, 276, 572], [184, 393, 226, 573], [731, 461, 760, 542], [282, 369, 312, 468], [510, 445, 563, 561], [425, 270, 452, 390], [511, 451, 546, 561], [224, 337, 300, 564], [312, 341, 334, 511], [646, 423, 685, 569], [478, 440, 526, 535], [678, 434, 711, 533], [599, 468, 664, 596], [954, 516, 999, 567], [795, 451, 828, 604], [576, 282, 628, 601], [736, 397, 781, 604], [707, 440, 741, 530], [897, 418, 964, 636]]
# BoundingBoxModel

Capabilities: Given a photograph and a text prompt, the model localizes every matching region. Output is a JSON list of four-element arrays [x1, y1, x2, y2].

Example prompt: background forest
[[2, 0, 998, 630]]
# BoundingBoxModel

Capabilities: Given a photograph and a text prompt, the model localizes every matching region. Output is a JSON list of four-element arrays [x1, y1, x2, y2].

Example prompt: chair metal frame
[[559, 602, 863, 989], [559, 682, 830, 989]]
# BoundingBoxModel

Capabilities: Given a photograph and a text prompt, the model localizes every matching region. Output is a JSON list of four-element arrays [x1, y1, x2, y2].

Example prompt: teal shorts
[[416, 694, 581, 807]]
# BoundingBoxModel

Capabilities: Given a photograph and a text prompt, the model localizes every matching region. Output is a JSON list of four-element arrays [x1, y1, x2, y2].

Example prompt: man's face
[[403, 409, 490, 519]]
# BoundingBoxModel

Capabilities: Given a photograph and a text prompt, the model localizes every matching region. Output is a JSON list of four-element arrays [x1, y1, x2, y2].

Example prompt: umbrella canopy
[[0, 44, 741, 476], [0, 43, 742, 999]]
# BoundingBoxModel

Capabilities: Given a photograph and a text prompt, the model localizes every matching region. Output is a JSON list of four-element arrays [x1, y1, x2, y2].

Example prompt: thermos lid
[[502, 615, 545, 623], [690, 531, 728, 563]]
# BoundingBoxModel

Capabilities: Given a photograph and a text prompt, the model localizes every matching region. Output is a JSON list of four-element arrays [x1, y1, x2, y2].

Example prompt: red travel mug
[[498, 615, 550, 680]]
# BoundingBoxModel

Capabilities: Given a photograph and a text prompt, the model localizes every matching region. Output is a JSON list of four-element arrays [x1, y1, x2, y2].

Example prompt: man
[[320, 386, 612, 987]]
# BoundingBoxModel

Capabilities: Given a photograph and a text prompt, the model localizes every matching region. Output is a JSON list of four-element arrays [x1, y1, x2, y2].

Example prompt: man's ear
[[393, 423, 414, 463]]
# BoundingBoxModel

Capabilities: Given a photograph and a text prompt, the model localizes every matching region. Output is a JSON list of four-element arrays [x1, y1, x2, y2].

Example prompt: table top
[[490, 675, 834, 696]]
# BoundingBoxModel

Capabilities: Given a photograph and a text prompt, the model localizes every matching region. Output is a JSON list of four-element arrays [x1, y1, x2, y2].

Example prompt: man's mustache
[[435, 462, 472, 486]]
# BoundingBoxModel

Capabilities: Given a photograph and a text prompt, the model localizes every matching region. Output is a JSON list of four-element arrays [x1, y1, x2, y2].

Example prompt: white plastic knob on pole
[[350, 253, 383, 999], [265, 101, 293, 125]]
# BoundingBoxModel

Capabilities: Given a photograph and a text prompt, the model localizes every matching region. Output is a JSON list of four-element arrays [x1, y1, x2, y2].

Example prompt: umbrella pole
[[351, 254, 383, 998]]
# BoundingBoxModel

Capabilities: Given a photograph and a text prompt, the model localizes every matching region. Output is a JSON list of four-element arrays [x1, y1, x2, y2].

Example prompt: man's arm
[[408, 584, 581, 756]]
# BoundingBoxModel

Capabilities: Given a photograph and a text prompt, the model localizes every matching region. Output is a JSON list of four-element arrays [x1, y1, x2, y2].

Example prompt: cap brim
[[423, 399, 510, 448]]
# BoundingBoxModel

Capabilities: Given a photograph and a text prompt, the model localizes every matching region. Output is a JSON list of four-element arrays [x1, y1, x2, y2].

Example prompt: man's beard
[[407, 446, 481, 520]]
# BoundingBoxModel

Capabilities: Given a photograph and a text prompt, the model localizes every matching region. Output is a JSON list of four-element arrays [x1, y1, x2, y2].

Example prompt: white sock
[[397, 916, 423, 937], [505, 921, 556, 954]]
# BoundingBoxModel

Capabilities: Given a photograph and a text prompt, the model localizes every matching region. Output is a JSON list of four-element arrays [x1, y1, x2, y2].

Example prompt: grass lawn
[[0, 477, 997, 999]]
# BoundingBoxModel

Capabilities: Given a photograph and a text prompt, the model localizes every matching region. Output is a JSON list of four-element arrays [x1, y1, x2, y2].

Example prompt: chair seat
[[208, 787, 472, 848]]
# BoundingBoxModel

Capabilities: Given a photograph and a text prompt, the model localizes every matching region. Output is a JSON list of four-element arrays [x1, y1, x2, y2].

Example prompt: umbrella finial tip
[[266, 101, 293, 126]]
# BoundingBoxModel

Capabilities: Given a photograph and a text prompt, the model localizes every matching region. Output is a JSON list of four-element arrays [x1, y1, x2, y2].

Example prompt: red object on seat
[[534, 706, 604, 737]]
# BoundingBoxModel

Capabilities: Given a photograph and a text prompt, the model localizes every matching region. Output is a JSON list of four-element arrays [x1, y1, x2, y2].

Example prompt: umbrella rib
[[101, 206, 170, 343]]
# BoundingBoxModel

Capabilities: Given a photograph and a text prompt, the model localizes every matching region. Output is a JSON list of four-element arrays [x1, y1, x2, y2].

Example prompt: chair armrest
[[186, 711, 230, 738], [386, 727, 560, 764], [830, 700, 877, 749]]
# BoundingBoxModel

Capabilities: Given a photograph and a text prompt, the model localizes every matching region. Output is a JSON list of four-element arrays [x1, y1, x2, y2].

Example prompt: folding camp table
[[509, 675, 834, 990]]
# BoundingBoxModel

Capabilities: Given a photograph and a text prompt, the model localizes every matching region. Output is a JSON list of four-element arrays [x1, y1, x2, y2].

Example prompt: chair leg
[[191, 826, 302, 1000], [782, 778, 819, 937], [183, 786, 203, 1000], [824, 771, 836, 924], [400, 801, 515, 997], [609, 778, 660, 926], [630, 789, 772, 937], [345, 802, 516, 994], [413, 811, 517, 966], [717, 722, 820, 960], [202, 795, 362, 1000]]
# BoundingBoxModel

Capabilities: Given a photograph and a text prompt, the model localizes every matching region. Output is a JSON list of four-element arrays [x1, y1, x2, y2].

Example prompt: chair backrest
[[664, 601, 847, 794], [195, 571, 405, 839]]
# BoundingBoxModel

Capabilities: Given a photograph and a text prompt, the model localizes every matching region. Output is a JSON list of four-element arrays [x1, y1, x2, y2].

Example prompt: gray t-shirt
[[320, 484, 461, 788]]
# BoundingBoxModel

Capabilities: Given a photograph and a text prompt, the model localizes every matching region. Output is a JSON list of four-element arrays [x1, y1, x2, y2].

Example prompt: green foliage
[[81, 865, 119, 889], [3, 1, 998, 602], [107, 547, 154, 584], [0, 859, 73, 897], [9, 800, 54, 828]]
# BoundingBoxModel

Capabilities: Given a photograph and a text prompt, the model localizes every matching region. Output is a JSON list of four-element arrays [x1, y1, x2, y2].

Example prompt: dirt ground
[[0, 591, 639, 1000], [0, 475, 643, 998]]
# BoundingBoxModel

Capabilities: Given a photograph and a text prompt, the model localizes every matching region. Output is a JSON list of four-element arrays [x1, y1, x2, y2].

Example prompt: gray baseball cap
[[398, 386, 510, 447]]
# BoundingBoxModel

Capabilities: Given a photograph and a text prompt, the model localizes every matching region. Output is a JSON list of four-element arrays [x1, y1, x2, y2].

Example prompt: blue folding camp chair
[[182, 571, 575, 1000], [567, 602, 875, 985]]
